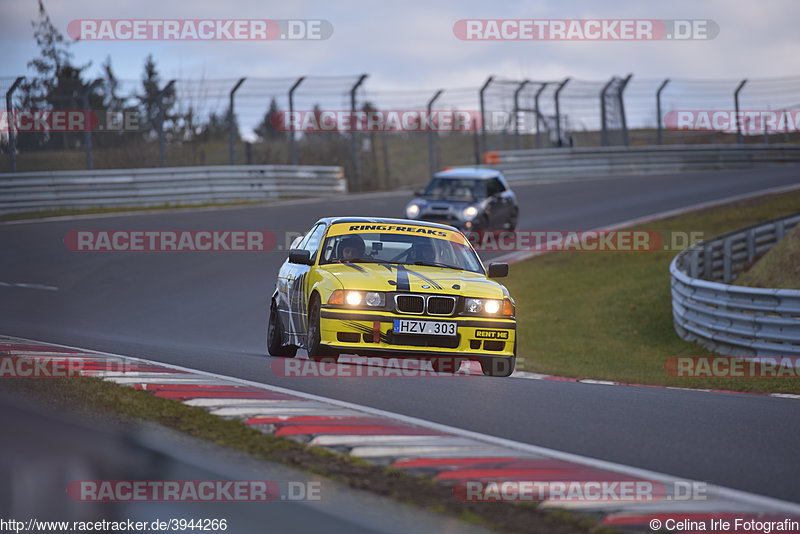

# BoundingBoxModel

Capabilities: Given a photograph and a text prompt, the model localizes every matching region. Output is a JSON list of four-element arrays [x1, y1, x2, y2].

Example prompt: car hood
[[319, 263, 506, 299]]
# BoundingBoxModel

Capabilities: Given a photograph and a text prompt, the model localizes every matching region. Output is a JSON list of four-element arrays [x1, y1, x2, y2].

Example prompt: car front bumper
[[319, 308, 516, 359]]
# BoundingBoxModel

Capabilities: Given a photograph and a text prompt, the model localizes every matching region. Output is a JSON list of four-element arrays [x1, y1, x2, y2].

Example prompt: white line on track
[[0, 281, 58, 291], [6, 334, 800, 516]]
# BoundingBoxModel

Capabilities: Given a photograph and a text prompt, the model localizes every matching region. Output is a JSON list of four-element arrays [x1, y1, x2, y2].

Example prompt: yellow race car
[[267, 217, 516, 377]]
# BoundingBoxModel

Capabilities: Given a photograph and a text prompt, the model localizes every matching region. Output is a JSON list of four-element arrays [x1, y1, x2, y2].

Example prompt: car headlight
[[329, 290, 385, 307], [346, 291, 363, 306], [365, 292, 385, 307], [406, 204, 420, 218], [465, 298, 482, 313], [464, 298, 505, 315], [462, 206, 479, 220], [484, 299, 501, 314]]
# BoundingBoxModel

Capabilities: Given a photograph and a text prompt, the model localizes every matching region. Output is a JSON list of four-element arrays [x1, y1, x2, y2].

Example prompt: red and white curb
[[3, 337, 800, 533]]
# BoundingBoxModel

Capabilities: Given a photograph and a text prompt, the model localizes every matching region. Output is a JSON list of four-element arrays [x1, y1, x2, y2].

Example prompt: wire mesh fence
[[3, 73, 800, 190]]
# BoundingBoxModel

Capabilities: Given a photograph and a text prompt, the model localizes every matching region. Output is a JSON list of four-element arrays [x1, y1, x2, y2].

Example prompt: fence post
[[427, 89, 443, 176], [534, 82, 547, 148], [479, 76, 493, 156], [723, 237, 732, 283], [156, 80, 176, 168], [82, 79, 103, 170], [349, 74, 368, 190], [513, 80, 529, 149], [5, 77, 24, 172], [618, 73, 633, 147], [554, 77, 570, 147], [656, 78, 670, 145], [229, 77, 245, 165], [600, 77, 615, 146], [288, 76, 305, 165], [734, 79, 747, 144]]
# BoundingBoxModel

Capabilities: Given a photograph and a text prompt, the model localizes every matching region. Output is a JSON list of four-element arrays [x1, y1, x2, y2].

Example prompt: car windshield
[[422, 178, 485, 202], [319, 223, 484, 274]]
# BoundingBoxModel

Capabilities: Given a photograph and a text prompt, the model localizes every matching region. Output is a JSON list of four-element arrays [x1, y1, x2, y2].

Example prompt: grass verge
[[0, 375, 601, 534], [506, 188, 800, 394], [735, 223, 800, 289]]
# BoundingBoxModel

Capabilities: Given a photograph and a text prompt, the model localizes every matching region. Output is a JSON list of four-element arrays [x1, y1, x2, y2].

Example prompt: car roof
[[316, 217, 458, 232], [432, 167, 503, 180]]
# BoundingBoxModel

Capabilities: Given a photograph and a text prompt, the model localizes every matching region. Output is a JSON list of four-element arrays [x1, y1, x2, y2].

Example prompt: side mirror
[[487, 262, 508, 278], [289, 249, 313, 265]]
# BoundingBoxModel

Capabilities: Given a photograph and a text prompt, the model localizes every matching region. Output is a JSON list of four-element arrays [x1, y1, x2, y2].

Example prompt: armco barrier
[[670, 212, 800, 357], [0, 165, 346, 215], [484, 144, 800, 182]]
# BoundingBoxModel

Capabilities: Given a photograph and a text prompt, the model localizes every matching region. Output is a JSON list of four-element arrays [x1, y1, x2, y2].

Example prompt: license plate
[[393, 319, 457, 336]]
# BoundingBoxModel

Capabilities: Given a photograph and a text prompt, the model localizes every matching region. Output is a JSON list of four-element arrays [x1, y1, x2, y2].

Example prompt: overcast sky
[[2, 0, 799, 88], [2, 0, 798, 136]]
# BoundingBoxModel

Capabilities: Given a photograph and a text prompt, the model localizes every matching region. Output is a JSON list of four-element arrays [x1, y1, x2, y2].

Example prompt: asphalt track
[[2, 166, 800, 504]]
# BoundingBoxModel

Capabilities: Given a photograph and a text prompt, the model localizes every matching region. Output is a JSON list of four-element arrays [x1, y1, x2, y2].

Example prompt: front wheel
[[506, 208, 518, 230], [479, 338, 516, 377], [267, 300, 297, 357], [307, 297, 339, 363], [479, 355, 515, 377]]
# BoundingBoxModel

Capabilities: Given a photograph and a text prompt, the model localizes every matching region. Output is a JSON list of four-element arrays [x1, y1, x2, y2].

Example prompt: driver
[[338, 235, 366, 261], [412, 240, 437, 263]]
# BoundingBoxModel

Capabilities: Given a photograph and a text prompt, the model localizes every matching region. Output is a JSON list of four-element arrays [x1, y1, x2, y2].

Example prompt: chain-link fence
[[3, 73, 800, 190]]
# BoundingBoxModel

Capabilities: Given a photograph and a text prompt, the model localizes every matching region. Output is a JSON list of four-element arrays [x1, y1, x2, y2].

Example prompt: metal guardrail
[[0, 165, 346, 215], [670, 212, 800, 357], [485, 144, 800, 182]]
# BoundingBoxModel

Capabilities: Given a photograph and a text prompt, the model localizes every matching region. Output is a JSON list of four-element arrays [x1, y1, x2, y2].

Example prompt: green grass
[[506, 188, 800, 394], [735, 223, 800, 289]]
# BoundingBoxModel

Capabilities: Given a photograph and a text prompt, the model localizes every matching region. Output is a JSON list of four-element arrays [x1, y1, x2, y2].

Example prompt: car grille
[[396, 295, 424, 314], [427, 296, 456, 316], [394, 294, 456, 316], [422, 214, 456, 222]]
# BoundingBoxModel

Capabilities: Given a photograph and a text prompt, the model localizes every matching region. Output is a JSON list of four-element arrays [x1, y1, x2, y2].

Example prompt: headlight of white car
[[406, 204, 420, 218], [462, 206, 479, 220]]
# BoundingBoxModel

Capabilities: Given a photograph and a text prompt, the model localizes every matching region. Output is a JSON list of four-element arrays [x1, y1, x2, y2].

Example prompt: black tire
[[480, 355, 515, 377], [506, 208, 518, 230], [267, 300, 297, 357], [307, 297, 339, 363], [479, 339, 516, 377]]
